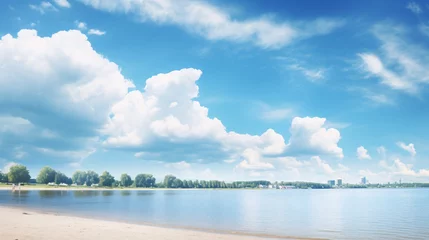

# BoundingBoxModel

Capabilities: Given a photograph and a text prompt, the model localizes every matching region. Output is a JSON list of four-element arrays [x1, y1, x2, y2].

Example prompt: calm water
[[0, 189, 428, 239]]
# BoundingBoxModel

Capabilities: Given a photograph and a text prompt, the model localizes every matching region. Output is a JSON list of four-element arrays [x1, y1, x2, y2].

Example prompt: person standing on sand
[[12, 184, 16, 192]]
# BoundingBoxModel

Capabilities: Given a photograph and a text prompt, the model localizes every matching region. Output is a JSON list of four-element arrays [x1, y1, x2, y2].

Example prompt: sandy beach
[[0, 206, 270, 240], [0, 206, 320, 240]]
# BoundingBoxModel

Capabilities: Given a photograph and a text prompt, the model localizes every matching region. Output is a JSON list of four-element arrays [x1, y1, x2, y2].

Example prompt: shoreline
[[0, 206, 323, 240]]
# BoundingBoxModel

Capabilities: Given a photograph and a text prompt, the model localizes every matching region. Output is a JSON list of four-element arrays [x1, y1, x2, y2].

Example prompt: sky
[[1, 0, 429, 184]]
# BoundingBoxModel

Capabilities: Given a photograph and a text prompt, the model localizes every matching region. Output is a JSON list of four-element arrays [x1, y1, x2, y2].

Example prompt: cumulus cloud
[[313, 156, 334, 174], [285, 117, 343, 158], [235, 149, 275, 171], [0, 29, 134, 162], [380, 159, 428, 177], [77, 0, 343, 49], [358, 24, 429, 94], [88, 29, 106, 36], [0, 29, 343, 171], [53, 0, 71, 8], [102, 68, 293, 164], [357, 146, 371, 160], [396, 142, 416, 156], [29, 2, 58, 14]]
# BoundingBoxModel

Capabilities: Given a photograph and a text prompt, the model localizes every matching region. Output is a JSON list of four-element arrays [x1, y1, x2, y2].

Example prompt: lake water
[[0, 189, 428, 239]]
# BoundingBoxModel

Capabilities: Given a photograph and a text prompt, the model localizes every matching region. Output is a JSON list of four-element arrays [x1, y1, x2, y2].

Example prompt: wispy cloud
[[29, 1, 58, 14], [88, 29, 106, 35], [78, 0, 344, 49], [406, 2, 422, 14], [257, 102, 294, 121], [357, 24, 429, 95], [288, 64, 325, 81], [420, 23, 429, 37], [348, 87, 394, 106]]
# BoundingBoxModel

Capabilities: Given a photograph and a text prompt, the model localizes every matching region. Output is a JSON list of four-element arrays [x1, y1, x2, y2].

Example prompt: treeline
[[3, 165, 429, 189], [0, 165, 272, 189], [275, 181, 331, 189]]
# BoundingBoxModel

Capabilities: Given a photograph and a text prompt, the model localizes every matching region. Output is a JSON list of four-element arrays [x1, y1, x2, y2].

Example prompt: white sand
[[0, 206, 305, 240]]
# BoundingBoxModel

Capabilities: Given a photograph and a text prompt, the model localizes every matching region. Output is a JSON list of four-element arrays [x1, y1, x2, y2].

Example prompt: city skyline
[[1, 0, 429, 183]]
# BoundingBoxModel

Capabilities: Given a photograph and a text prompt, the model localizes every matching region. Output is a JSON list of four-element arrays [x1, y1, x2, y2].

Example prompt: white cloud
[[0, 29, 134, 162], [235, 148, 274, 171], [357, 146, 371, 160], [0, 29, 343, 171], [380, 158, 429, 177], [165, 161, 191, 170], [75, 21, 87, 30], [103, 68, 290, 164], [2, 162, 18, 173], [53, 0, 71, 8], [29, 2, 58, 14], [358, 24, 429, 95], [358, 53, 415, 93], [88, 29, 106, 35], [285, 117, 343, 158], [288, 64, 325, 81], [396, 142, 416, 156], [406, 2, 422, 14], [30, 22, 37, 27], [313, 156, 334, 175], [77, 0, 343, 49]]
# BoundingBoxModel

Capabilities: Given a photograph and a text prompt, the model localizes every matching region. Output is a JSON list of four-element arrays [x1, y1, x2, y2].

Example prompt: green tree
[[8, 165, 31, 184], [183, 180, 189, 188], [134, 174, 156, 188], [163, 175, 177, 188], [36, 166, 56, 184], [172, 178, 183, 188], [54, 172, 70, 185], [99, 171, 115, 187], [0, 171, 7, 183], [85, 171, 99, 186], [120, 173, 132, 187], [72, 171, 88, 185], [112, 180, 120, 188]]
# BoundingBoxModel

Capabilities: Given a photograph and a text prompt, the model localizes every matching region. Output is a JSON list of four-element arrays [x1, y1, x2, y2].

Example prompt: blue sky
[[1, 0, 429, 183]]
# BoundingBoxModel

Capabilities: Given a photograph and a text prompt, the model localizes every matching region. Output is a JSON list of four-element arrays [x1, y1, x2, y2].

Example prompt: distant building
[[361, 177, 367, 185], [337, 179, 343, 186], [327, 180, 335, 186]]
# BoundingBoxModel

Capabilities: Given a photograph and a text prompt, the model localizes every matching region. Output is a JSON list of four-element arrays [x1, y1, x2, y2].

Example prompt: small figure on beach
[[12, 184, 16, 192]]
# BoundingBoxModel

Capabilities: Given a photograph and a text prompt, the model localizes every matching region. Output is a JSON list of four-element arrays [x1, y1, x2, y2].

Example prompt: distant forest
[[1, 165, 429, 189]]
